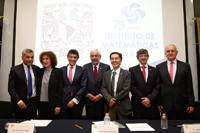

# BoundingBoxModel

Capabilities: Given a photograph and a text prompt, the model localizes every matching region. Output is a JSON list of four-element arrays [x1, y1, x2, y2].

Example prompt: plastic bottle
[[161, 113, 168, 129], [104, 113, 110, 125]]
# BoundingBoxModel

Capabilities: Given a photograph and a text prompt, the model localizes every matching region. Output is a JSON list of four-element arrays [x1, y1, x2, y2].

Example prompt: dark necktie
[[27, 66, 32, 97], [141, 66, 146, 82], [111, 72, 116, 97], [94, 66, 97, 83]]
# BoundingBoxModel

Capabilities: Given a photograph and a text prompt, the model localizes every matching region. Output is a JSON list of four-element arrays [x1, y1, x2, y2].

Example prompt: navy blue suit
[[83, 62, 110, 120], [61, 65, 87, 119]]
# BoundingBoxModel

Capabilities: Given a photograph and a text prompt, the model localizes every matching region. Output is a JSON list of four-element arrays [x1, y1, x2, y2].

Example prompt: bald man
[[156, 44, 195, 120]]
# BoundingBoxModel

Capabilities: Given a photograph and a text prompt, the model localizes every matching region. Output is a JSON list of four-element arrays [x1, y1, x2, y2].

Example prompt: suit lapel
[[88, 63, 95, 83], [174, 60, 181, 84], [147, 65, 152, 84], [96, 63, 103, 82], [136, 65, 146, 83], [107, 70, 112, 92], [162, 61, 172, 84], [49, 68, 55, 86], [64, 65, 70, 84], [73, 65, 79, 84], [20, 64, 27, 84], [116, 68, 124, 93]]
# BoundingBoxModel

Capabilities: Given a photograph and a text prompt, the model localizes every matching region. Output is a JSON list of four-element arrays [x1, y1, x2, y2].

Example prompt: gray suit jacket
[[101, 68, 132, 116]]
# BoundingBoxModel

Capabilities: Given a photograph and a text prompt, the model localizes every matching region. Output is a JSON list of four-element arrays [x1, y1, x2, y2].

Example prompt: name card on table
[[91, 124, 118, 133], [181, 124, 200, 133], [8, 123, 36, 133]]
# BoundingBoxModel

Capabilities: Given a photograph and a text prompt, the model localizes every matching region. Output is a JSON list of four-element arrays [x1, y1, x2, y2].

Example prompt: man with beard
[[84, 49, 110, 120], [8, 49, 39, 119]]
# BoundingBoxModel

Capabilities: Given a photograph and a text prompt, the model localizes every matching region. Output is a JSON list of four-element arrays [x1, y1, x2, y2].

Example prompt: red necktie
[[94, 66, 97, 83], [141, 66, 146, 82], [170, 61, 173, 83]]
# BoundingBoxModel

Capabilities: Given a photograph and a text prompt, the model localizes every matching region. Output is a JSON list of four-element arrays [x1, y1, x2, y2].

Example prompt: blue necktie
[[28, 66, 32, 97], [111, 72, 116, 97]]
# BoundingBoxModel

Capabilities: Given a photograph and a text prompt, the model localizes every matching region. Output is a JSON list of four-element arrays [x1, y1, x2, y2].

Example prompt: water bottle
[[161, 113, 168, 129], [104, 113, 110, 125]]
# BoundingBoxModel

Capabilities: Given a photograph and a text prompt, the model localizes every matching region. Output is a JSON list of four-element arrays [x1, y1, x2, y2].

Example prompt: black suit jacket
[[8, 63, 39, 108], [83, 62, 110, 106], [156, 60, 195, 111], [61, 65, 87, 109], [37, 68, 63, 107], [101, 68, 132, 116], [129, 65, 160, 112]]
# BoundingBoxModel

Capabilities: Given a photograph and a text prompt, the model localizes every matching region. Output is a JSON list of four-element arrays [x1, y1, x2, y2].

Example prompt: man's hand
[[187, 106, 194, 114], [141, 97, 151, 108], [157, 105, 163, 112], [93, 95, 102, 102], [87, 94, 95, 101], [19, 101, 27, 109], [55, 107, 61, 115], [67, 100, 75, 108], [108, 98, 116, 108]]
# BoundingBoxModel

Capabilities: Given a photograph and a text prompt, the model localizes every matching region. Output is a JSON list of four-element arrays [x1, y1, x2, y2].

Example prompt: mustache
[[27, 61, 33, 63], [92, 59, 98, 61]]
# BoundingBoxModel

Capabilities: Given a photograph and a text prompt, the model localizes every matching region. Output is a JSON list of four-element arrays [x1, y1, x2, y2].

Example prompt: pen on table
[[75, 124, 83, 129]]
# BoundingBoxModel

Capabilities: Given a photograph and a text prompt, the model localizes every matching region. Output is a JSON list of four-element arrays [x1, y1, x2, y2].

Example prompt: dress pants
[[38, 102, 59, 119], [108, 104, 128, 120], [14, 97, 37, 119]]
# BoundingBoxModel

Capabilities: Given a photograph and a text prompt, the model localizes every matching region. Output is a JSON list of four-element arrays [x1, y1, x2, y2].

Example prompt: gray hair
[[90, 49, 101, 56], [22, 49, 34, 56], [165, 44, 177, 52]]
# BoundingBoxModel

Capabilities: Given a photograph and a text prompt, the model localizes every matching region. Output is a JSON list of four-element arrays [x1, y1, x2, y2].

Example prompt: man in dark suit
[[83, 49, 110, 120], [101, 52, 132, 120], [156, 44, 195, 119], [129, 49, 160, 119], [61, 49, 87, 119], [8, 49, 39, 119]]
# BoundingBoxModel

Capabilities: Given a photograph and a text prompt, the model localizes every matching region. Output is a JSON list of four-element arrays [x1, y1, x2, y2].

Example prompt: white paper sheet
[[21, 119, 52, 127], [92, 121, 115, 125], [126, 123, 155, 131]]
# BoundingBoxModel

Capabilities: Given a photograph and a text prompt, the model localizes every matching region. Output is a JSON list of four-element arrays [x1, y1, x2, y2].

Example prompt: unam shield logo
[[122, 3, 145, 24]]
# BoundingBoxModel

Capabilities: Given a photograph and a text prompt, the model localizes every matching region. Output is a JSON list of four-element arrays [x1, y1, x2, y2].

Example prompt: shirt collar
[[112, 67, 120, 74], [92, 62, 100, 68], [167, 59, 177, 65], [68, 64, 76, 69], [23, 63, 31, 68], [139, 64, 148, 68]]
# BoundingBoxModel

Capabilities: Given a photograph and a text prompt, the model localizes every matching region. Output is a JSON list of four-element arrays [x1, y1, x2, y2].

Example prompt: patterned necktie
[[111, 72, 116, 97], [94, 66, 97, 83], [141, 66, 146, 82], [170, 61, 173, 83], [27, 66, 32, 97]]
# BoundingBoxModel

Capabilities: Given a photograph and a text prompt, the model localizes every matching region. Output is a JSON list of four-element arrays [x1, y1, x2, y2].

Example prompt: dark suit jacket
[[101, 68, 132, 116], [83, 62, 110, 106], [61, 65, 87, 109], [156, 60, 195, 111], [129, 65, 160, 113], [37, 68, 63, 107], [8, 63, 39, 109]]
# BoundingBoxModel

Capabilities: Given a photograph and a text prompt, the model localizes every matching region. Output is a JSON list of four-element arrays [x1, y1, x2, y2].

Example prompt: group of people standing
[[8, 44, 195, 120]]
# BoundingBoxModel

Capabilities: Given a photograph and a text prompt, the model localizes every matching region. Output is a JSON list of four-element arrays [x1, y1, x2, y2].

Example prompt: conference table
[[0, 119, 200, 133]]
